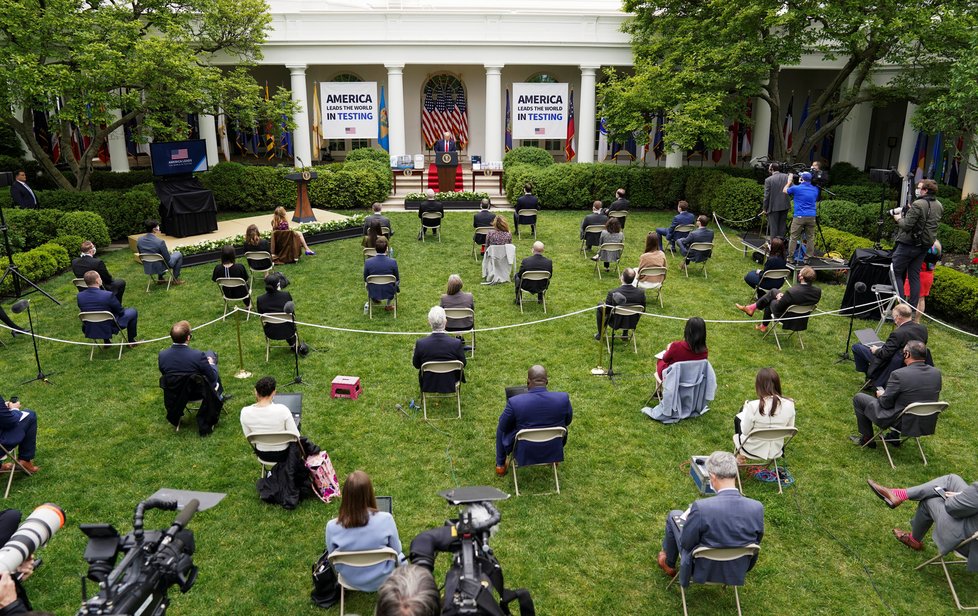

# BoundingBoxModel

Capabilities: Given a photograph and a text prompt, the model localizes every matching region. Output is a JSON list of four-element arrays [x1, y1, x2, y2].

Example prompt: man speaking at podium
[[433, 131, 459, 193], [434, 131, 456, 154]]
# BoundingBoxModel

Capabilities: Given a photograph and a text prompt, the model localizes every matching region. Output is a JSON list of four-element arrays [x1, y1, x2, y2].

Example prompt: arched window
[[526, 73, 559, 84], [331, 73, 363, 83], [420, 74, 468, 150], [520, 74, 562, 153]]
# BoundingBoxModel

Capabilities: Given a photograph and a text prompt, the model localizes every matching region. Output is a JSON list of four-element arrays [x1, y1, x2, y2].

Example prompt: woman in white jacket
[[734, 368, 796, 460]]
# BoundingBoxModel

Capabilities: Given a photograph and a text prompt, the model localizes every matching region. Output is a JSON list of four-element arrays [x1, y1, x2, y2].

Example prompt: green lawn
[[1, 210, 975, 615]]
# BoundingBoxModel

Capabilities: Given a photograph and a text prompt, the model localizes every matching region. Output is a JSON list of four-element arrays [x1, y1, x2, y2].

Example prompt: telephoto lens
[[0, 504, 65, 573]]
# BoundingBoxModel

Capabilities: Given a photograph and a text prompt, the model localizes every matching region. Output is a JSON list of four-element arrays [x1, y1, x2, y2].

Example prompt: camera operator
[[0, 567, 46, 616], [762, 163, 791, 239], [891, 178, 943, 313], [782, 171, 820, 265], [809, 161, 829, 188]]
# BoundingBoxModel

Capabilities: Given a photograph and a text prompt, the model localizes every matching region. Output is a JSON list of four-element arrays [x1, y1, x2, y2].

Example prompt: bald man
[[495, 365, 572, 476], [514, 241, 553, 304]]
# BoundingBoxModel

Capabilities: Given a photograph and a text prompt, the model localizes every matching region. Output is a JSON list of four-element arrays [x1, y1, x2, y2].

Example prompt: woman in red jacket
[[656, 316, 708, 379]]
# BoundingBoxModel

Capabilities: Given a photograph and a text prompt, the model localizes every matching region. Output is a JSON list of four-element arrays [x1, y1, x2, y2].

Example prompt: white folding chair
[[669, 224, 695, 255], [682, 242, 714, 278], [365, 274, 398, 319], [380, 225, 391, 237], [748, 268, 790, 302], [517, 270, 552, 314], [863, 401, 948, 469], [0, 444, 34, 499], [871, 264, 902, 334], [71, 278, 87, 291], [580, 224, 605, 255], [516, 209, 538, 239], [246, 431, 300, 477], [511, 427, 567, 496], [215, 277, 250, 320], [137, 253, 173, 291], [362, 247, 378, 260], [607, 210, 628, 227], [420, 360, 464, 420], [78, 311, 127, 360], [735, 427, 798, 495], [638, 266, 667, 308], [243, 251, 274, 295], [594, 242, 624, 279], [328, 548, 400, 616], [259, 313, 299, 362], [444, 307, 476, 358], [667, 544, 761, 616], [915, 531, 978, 611], [763, 303, 817, 350], [602, 304, 645, 354], [420, 212, 442, 242], [473, 226, 493, 260]]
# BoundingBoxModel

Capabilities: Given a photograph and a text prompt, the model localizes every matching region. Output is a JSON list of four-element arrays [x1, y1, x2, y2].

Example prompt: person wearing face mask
[[891, 179, 943, 313], [72, 240, 126, 303]]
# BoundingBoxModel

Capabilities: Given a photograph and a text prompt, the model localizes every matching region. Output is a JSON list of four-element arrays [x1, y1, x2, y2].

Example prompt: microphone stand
[[13, 300, 54, 384], [836, 282, 866, 364], [283, 305, 307, 387]]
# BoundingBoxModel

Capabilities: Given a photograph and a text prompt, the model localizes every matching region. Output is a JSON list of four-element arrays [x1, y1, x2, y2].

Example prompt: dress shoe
[[893, 528, 923, 551], [754, 324, 767, 333], [18, 460, 40, 474], [657, 551, 677, 577], [384, 304, 395, 311], [736, 303, 756, 317], [128, 340, 140, 350], [495, 461, 508, 477], [171, 279, 186, 286], [867, 478, 903, 508], [849, 434, 876, 449]]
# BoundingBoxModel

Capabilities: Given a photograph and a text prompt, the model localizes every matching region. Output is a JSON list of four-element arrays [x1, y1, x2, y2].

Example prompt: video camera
[[76, 498, 200, 616]]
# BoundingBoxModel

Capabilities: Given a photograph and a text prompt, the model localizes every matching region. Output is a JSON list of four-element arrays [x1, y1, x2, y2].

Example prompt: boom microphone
[[0, 503, 65, 573]]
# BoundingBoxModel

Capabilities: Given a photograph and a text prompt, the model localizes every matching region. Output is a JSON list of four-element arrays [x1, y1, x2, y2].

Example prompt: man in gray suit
[[851, 340, 942, 447], [658, 451, 764, 587], [762, 163, 791, 239], [866, 475, 978, 571], [136, 219, 185, 284]]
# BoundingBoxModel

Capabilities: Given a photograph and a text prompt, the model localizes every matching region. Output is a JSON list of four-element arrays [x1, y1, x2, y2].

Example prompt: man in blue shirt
[[784, 171, 820, 264]]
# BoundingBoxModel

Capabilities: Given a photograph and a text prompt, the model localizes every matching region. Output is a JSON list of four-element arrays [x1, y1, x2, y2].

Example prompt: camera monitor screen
[[376, 496, 392, 514], [150, 140, 208, 177]]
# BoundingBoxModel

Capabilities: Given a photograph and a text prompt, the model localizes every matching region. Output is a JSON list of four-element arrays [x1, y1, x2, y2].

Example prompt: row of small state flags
[[908, 131, 964, 187], [30, 107, 110, 165]]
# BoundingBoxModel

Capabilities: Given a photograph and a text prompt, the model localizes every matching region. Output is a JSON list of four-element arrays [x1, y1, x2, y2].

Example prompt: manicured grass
[[1, 209, 975, 615]]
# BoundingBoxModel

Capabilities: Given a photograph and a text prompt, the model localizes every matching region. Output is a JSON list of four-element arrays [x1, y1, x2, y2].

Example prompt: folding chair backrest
[[599, 242, 625, 255], [366, 274, 397, 287], [783, 303, 816, 317], [611, 304, 645, 318], [363, 247, 378, 258], [421, 360, 464, 376], [138, 252, 165, 265], [216, 277, 248, 298], [422, 212, 443, 222], [244, 251, 274, 271], [260, 312, 296, 341], [246, 431, 299, 452], [444, 307, 475, 328], [901, 401, 948, 419], [739, 427, 797, 456], [608, 210, 628, 219], [520, 270, 551, 283], [515, 427, 566, 444], [674, 224, 695, 233], [584, 224, 605, 235], [474, 226, 493, 238], [328, 547, 398, 569], [518, 209, 538, 218], [692, 544, 760, 567], [688, 242, 714, 254], [759, 269, 790, 286], [72, 278, 87, 291], [380, 226, 391, 236], [79, 311, 119, 328], [639, 266, 667, 280]]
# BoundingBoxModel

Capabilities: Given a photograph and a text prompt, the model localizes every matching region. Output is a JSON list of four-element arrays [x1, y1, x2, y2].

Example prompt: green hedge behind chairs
[[937, 223, 971, 254], [1, 186, 158, 240], [819, 226, 879, 259], [0, 248, 60, 295], [0, 208, 110, 254], [708, 177, 764, 228], [503, 146, 556, 168], [929, 266, 978, 330], [344, 147, 391, 165]]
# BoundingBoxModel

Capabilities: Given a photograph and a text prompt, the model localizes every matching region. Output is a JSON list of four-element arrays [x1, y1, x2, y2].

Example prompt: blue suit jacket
[[495, 387, 573, 467], [363, 254, 400, 300], [668, 211, 696, 239], [158, 344, 218, 388], [10, 182, 36, 208], [77, 287, 132, 339], [412, 333, 466, 393], [679, 228, 715, 262], [136, 233, 172, 275], [678, 489, 764, 587]]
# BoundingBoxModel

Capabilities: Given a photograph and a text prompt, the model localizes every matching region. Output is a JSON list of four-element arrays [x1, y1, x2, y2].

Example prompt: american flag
[[421, 80, 468, 149], [421, 83, 439, 147], [172, 148, 188, 159], [535, 128, 545, 135], [345, 127, 356, 135]]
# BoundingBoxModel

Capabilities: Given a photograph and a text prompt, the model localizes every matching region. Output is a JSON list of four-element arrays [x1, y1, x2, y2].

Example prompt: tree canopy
[[600, 0, 977, 163], [0, 0, 294, 190]]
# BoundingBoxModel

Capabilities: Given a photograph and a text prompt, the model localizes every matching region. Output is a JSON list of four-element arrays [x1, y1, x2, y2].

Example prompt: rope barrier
[[711, 213, 752, 252], [712, 212, 763, 226], [0, 312, 229, 347]]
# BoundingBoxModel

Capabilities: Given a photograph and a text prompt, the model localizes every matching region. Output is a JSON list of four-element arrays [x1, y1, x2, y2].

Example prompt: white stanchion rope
[[712, 212, 757, 252], [0, 312, 229, 347]]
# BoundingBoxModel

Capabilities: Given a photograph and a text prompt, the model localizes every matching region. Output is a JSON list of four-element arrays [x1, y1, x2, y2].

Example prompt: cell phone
[[934, 487, 948, 500]]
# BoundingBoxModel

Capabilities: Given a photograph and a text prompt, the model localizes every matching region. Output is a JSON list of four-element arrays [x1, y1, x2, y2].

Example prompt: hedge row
[[0, 241, 70, 296], [0, 186, 158, 241], [0, 208, 110, 255]]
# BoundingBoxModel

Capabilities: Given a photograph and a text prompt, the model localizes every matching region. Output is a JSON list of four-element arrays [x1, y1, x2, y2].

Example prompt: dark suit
[[0, 397, 38, 462], [158, 343, 224, 401], [763, 172, 791, 238], [495, 387, 573, 467], [678, 228, 715, 262], [473, 209, 495, 245], [904, 475, 978, 572], [136, 233, 183, 279], [363, 214, 393, 237], [597, 283, 646, 334], [77, 286, 138, 341], [71, 254, 126, 302], [418, 200, 444, 235], [580, 212, 609, 249], [363, 254, 399, 301], [853, 361, 942, 439], [412, 332, 466, 393], [10, 181, 36, 209], [853, 322, 928, 385], [515, 253, 553, 301], [656, 211, 696, 250], [606, 197, 629, 227], [434, 139, 457, 153], [754, 282, 821, 328], [663, 488, 764, 587], [257, 289, 296, 346], [514, 194, 539, 232]]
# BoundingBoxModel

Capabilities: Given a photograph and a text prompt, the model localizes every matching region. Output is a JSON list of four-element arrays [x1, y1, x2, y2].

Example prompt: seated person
[[495, 365, 573, 476], [591, 217, 623, 271], [272, 206, 315, 256], [853, 304, 927, 388], [514, 183, 539, 236], [514, 241, 552, 305], [77, 270, 138, 345], [363, 236, 399, 311], [657, 317, 708, 379], [439, 274, 474, 333], [412, 307, 466, 393], [580, 201, 608, 250], [362, 220, 394, 256], [211, 245, 251, 310], [595, 268, 646, 340], [136, 219, 185, 285], [0, 395, 40, 474], [159, 320, 227, 402], [658, 451, 764, 585], [257, 272, 308, 355], [326, 470, 406, 591], [656, 200, 695, 251], [375, 565, 440, 616], [239, 376, 300, 463], [418, 189, 444, 239], [733, 368, 796, 460], [363, 202, 393, 237], [744, 237, 788, 294], [866, 474, 978, 565], [736, 266, 821, 331], [473, 199, 495, 248], [851, 340, 942, 448], [605, 187, 630, 226], [242, 224, 272, 271], [485, 216, 512, 246], [677, 215, 714, 263], [636, 232, 667, 290], [72, 240, 126, 302]]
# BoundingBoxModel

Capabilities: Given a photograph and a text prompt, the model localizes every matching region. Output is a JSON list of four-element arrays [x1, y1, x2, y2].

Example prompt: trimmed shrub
[[936, 184, 962, 202], [685, 170, 727, 215], [90, 169, 155, 191], [35, 241, 70, 270], [929, 266, 978, 330], [58, 211, 110, 247], [21, 188, 158, 239], [817, 200, 868, 236], [828, 162, 870, 186], [707, 177, 763, 226], [937, 223, 971, 254], [819, 226, 877, 259], [344, 147, 390, 165], [52, 234, 85, 258], [590, 164, 629, 204], [650, 167, 686, 210], [343, 159, 393, 196], [830, 184, 889, 205], [322, 165, 390, 209], [533, 164, 591, 209], [504, 164, 539, 204], [503, 146, 555, 168], [942, 194, 977, 237], [0, 249, 59, 295]]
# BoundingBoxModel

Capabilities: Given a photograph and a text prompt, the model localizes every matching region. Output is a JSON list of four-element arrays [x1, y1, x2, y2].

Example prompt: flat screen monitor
[[150, 139, 208, 177]]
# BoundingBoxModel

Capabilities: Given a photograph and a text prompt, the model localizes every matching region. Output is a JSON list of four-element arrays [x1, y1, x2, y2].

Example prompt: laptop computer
[[272, 392, 303, 431], [505, 386, 528, 399], [855, 328, 883, 347], [376, 496, 392, 514]]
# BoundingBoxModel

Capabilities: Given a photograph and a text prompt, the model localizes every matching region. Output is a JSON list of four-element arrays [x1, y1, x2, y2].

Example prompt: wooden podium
[[435, 150, 458, 193], [286, 170, 317, 223]]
